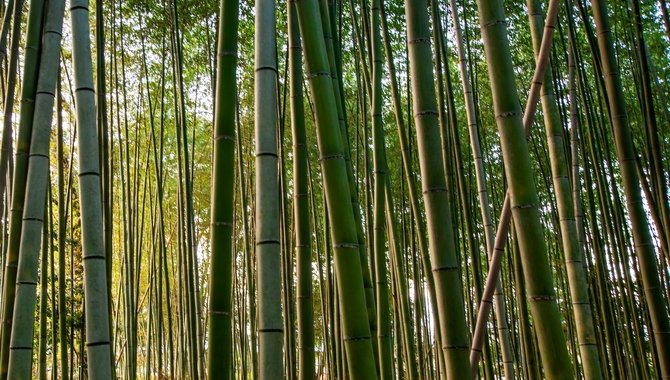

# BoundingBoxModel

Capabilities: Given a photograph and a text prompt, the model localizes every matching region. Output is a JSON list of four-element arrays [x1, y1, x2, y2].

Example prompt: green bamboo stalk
[[255, 0, 284, 374], [403, 0, 470, 376], [383, 178, 418, 380], [294, 0, 377, 376], [370, 0, 392, 376], [288, 2, 315, 378], [70, 0, 113, 377], [320, 0, 378, 353], [447, 2, 515, 377], [56, 75, 68, 380], [511, 227, 542, 380], [526, 1, 603, 378], [236, 106, 257, 379], [206, 0, 239, 375], [475, 0, 573, 377], [378, 6, 442, 377], [0, 0, 45, 375], [469, 0, 562, 370], [37, 204, 48, 380], [47, 188, 56, 380], [95, 0, 115, 373], [0, 0, 23, 259], [7, 0, 64, 375]]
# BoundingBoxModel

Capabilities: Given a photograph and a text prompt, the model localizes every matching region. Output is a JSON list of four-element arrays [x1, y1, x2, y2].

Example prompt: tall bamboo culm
[[294, 0, 378, 377], [70, 0, 114, 377], [206, 0, 240, 375], [288, 1, 315, 379], [447, 1, 515, 377], [475, 0, 573, 378], [0, 0, 45, 376], [526, 1, 603, 378], [6, 0, 65, 376], [255, 0, 284, 374], [403, 0, 471, 377]]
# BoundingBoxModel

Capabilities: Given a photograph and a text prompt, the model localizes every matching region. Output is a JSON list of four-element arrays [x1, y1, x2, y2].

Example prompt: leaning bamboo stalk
[[470, 0, 560, 363], [294, 0, 378, 376], [6, 0, 65, 376], [0, 0, 23, 256], [471, 1, 574, 378], [0, 0, 16, 69], [319, 0, 378, 351], [0, 0, 45, 375]]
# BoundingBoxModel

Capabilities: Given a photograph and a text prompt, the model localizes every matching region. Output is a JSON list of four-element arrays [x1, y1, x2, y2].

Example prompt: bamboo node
[[528, 295, 555, 301], [496, 111, 521, 120], [414, 109, 438, 117], [74, 86, 95, 93], [86, 341, 111, 347], [79, 171, 101, 177], [432, 265, 459, 272], [482, 19, 506, 28], [319, 154, 344, 162], [70, 5, 90, 12], [255, 152, 278, 158], [422, 187, 447, 194], [255, 65, 278, 73], [16, 281, 37, 286], [258, 328, 283, 333], [343, 335, 371, 342], [307, 71, 330, 79], [213, 133, 234, 141], [333, 242, 359, 249], [28, 153, 49, 159], [442, 344, 469, 350], [82, 255, 106, 260], [35, 90, 56, 97], [578, 342, 598, 347], [407, 38, 430, 45], [255, 239, 280, 246]]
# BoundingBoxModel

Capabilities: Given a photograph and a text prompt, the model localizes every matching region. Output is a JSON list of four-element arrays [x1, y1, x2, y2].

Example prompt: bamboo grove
[[0, 0, 668, 378]]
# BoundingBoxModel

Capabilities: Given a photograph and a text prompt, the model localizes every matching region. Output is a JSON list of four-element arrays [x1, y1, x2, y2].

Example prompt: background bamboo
[[0, 0, 664, 379]]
